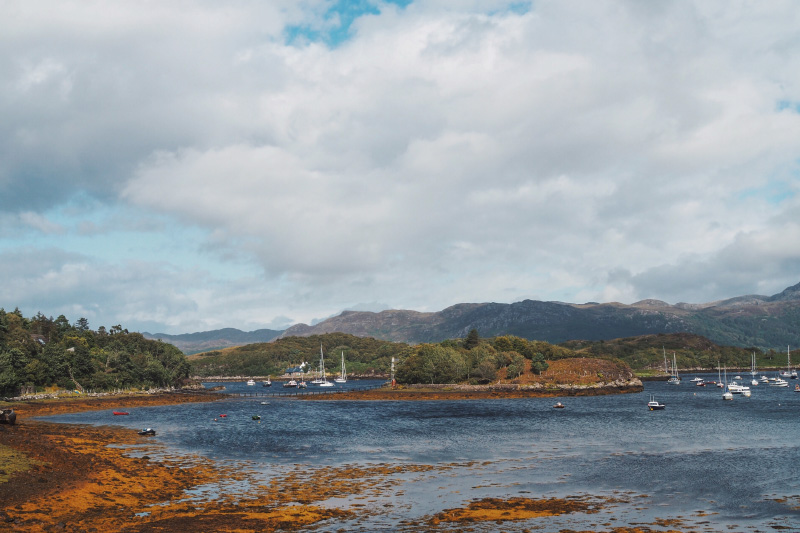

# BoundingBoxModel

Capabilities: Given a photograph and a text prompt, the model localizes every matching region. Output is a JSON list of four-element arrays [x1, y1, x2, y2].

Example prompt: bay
[[41, 376, 800, 531]]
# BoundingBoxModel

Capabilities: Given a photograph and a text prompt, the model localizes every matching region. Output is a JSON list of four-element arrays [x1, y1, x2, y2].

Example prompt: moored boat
[[283, 380, 298, 388], [553, 402, 565, 409], [113, 411, 129, 415], [0, 409, 17, 425], [246, 379, 255, 386], [138, 428, 156, 436], [647, 395, 665, 410]]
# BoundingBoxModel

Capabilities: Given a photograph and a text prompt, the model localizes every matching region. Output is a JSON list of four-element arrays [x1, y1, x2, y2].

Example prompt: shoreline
[[0, 387, 678, 532], [303, 383, 643, 401]]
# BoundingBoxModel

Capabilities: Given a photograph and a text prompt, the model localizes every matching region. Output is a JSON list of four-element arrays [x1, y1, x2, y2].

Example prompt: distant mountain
[[278, 282, 800, 350], [142, 328, 283, 355]]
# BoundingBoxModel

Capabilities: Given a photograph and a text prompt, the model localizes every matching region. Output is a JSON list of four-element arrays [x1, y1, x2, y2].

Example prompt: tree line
[[395, 330, 551, 384], [0, 308, 190, 397]]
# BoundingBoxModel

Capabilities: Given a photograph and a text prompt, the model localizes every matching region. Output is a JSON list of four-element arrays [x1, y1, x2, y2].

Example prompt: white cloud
[[3, 1, 800, 332]]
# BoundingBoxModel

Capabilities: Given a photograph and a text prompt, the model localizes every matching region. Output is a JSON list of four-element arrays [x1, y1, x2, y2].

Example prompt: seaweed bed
[[0, 392, 680, 532]]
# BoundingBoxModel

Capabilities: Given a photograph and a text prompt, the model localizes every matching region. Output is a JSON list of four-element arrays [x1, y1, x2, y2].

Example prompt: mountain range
[[141, 328, 283, 355], [144, 282, 800, 353]]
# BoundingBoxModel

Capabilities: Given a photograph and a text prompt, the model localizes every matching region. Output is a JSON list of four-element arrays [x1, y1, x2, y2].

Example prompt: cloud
[[3, 1, 800, 332]]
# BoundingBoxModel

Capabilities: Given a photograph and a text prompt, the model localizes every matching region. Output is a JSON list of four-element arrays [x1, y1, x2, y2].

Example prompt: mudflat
[[0, 391, 676, 532]]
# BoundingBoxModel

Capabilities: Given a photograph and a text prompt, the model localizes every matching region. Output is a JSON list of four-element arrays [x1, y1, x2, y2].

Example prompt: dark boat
[[138, 428, 156, 436], [0, 409, 16, 425], [252, 415, 261, 420]]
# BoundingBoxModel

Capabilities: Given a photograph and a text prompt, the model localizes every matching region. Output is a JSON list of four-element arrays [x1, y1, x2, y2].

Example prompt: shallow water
[[42, 376, 800, 531]]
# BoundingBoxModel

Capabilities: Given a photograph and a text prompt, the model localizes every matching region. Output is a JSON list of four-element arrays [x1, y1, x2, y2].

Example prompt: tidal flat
[[1, 379, 799, 531]]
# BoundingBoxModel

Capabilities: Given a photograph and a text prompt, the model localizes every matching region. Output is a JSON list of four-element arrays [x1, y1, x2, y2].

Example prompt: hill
[[188, 332, 410, 378], [562, 332, 796, 373], [142, 328, 283, 355], [277, 282, 800, 349]]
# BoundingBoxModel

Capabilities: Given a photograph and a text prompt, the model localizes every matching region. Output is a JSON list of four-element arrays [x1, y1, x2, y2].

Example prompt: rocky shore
[[306, 378, 643, 401], [0, 387, 690, 532]]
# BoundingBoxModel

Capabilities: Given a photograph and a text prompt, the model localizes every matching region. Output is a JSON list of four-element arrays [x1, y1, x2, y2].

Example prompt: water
[[40, 376, 800, 531]]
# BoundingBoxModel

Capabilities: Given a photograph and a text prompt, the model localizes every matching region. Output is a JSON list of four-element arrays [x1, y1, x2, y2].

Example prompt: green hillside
[[561, 332, 794, 374], [189, 333, 412, 377]]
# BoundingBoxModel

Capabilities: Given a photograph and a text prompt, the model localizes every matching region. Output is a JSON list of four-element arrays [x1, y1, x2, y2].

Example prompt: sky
[[2, 0, 800, 335]]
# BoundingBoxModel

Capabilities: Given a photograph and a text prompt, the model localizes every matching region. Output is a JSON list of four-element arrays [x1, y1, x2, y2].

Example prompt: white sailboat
[[667, 350, 680, 384], [782, 346, 798, 379], [311, 345, 325, 384], [722, 366, 733, 400], [334, 351, 347, 383], [750, 353, 759, 386], [318, 345, 334, 387]]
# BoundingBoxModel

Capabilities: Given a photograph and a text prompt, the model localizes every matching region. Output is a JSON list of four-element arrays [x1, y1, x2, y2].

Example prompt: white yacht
[[334, 351, 347, 383], [317, 344, 334, 387]]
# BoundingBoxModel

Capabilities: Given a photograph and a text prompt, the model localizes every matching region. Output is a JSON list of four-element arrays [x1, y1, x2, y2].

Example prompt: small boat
[[260, 401, 269, 405], [317, 345, 335, 387], [298, 381, 307, 389], [690, 377, 703, 382], [0, 408, 16, 425], [695, 380, 706, 387], [283, 380, 298, 388], [722, 366, 733, 400], [666, 350, 680, 384], [553, 402, 565, 409], [794, 384, 800, 392], [262, 377, 272, 387], [727, 381, 750, 394], [252, 415, 261, 420], [138, 428, 156, 436], [770, 378, 789, 387], [219, 414, 227, 417], [647, 395, 665, 410], [113, 411, 129, 415], [246, 379, 255, 386], [334, 351, 347, 383]]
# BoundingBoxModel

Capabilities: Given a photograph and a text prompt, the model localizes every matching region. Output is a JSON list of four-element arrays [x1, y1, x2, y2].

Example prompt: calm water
[[42, 376, 800, 531]]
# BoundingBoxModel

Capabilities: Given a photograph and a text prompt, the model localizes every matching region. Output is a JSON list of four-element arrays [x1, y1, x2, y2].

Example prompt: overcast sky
[[2, 0, 800, 334]]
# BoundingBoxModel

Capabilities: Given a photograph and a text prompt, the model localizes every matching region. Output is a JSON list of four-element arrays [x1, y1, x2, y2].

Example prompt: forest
[[0, 308, 190, 397]]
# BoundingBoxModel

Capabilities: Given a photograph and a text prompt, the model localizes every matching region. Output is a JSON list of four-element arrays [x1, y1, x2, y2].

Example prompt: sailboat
[[667, 350, 680, 384], [334, 351, 347, 383], [311, 346, 325, 384], [780, 346, 798, 379], [317, 345, 334, 387], [722, 366, 733, 400], [750, 353, 759, 386]]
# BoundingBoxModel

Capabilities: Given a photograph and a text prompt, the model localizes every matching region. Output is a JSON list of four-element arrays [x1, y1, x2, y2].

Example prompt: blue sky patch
[[777, 100, 800, 113], [286, 0, 413, 47]]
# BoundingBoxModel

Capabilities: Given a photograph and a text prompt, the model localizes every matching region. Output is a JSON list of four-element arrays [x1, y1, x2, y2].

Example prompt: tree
[[464, 329, 480, 350], [506, 351, 525, 379], [530, 352, 549, 374], [474, 359, 497, 383], [75, 317, 90, 331]]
